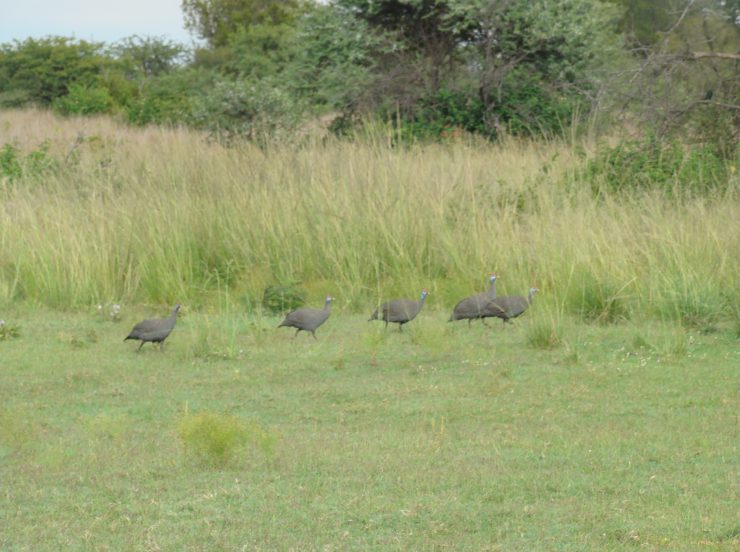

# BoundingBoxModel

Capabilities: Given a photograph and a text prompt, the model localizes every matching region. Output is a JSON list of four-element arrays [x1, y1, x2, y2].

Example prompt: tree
[[614, 0, 739, 156], [335, 0, 624, 138], [0, 37, 109, 107], [110, 36, 188, 78], [181, 0, 301, 47]]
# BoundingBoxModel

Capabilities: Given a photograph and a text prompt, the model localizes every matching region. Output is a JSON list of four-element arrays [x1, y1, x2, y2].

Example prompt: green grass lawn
[[0, 307, 737, 550]]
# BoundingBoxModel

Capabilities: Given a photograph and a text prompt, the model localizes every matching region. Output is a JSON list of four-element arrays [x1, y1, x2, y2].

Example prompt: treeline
[[0, 0, 737, 152]]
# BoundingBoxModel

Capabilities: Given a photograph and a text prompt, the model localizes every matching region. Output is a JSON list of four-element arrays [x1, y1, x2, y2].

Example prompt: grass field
[[0, 109, 738, 549], [0, 306, 737, 550]]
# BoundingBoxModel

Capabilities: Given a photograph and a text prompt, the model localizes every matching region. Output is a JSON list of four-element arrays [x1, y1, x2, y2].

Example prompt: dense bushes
[[0, 0, 737, 156], [586, 135, 734, 196]]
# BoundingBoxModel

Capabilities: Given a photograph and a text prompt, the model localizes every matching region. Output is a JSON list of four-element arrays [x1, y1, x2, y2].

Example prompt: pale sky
[[0, 0, 195, 45]]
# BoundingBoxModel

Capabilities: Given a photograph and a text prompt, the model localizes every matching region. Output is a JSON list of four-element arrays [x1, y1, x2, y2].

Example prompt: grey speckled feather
[[125, 304, 180, 351], [449, 274, 497, 325], [369, 290, 428, 331], [278, 296, 332, 339], [483, 287, 538, 323]]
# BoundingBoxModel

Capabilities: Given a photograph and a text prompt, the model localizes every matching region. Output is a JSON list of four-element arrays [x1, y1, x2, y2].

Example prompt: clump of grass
[[630, 324, 691, 359], [178, 411, 249, 469], [187, 316, 244, 361], [0, 320, 20, 340], [567, 267, 630, 324], [655, 275, 724, 331], [526, 317, 563, 349], [56, 330, 97, 348], [0, 409, 34, 458]]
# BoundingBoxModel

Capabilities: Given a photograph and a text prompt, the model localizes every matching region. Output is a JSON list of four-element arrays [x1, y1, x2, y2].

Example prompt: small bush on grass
[[179, 411, 248, 469], [262, 283, 306, 314], [586, 135, 731, 196], [0, 320, 20, 340], [567, 268, 630, 324], [178, 411, 279, 469], [526, 318, 563, 350]]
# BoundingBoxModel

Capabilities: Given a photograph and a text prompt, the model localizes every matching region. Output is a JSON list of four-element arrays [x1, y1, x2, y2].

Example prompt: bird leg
[[294, 328, 301, 338], [311, 331, 317, 340], [137, 341, 144, 352], [481, 318, 489, 327]]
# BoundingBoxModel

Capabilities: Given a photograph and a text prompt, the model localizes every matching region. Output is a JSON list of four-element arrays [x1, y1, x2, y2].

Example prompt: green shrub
[[0, 37, 110, 106], [400, 89, 488, 142], [178, 411, 248, 468], [191, 77, 305, 144], [178, 411, 279, 468], [526, 319, 563, 349], [0, 320, 20, 340], [0, 142, 56, 182], [125, 69, 214, 126], [0, 143, 22, 180], [52, 83, 114, 115], [567, 268, 630, 324], [262, 283, 306, 314], [586, 135, 731, 196]]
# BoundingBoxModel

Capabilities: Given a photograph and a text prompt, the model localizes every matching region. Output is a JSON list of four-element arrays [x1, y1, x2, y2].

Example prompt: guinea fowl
[[449, 273, 497, 326], [278, 296, 333, 339], [125, 304, 180, 351], [369, 289, 428, 331], [483, 287, 538, 324]]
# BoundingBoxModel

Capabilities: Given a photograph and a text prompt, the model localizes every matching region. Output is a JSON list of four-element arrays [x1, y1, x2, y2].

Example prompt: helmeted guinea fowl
[[124, 304, 180, 351], [449, 273, 497, 326], [369, 289, 428, 331], [483, 287, 538, 324], [278, 296, 333, 339]]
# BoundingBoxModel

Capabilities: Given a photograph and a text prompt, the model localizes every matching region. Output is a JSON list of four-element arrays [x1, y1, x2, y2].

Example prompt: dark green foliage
[[262, 283, 306, 314], [52, 83, 114, 115], [399, 89, 487, 141], [0, 37, 109, 107], [110, 36, 188, 78], [182, 0, 301, 48], [0, 142, 56, 182], [586, 135, 732, 195], [0, 144, 22, 180], [493, 69, 577, 137], [226, 24, 295, 78], [124, 69, 214, 126], [285, 5, 379, 113]]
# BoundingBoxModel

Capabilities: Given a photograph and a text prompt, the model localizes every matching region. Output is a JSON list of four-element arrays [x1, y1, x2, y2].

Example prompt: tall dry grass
[[0, 109, 737, 323]]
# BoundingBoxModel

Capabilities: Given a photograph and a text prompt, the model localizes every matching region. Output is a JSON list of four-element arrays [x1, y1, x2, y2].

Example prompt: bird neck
[[527, 290, 536, 303]]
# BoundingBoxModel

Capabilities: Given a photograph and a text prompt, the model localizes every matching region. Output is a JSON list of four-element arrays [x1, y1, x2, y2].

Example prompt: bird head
[[530, 287, 539, 295], [420, 289, 429, 300], [489, 273, 497, 283], [325, 295, 333, 304]]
